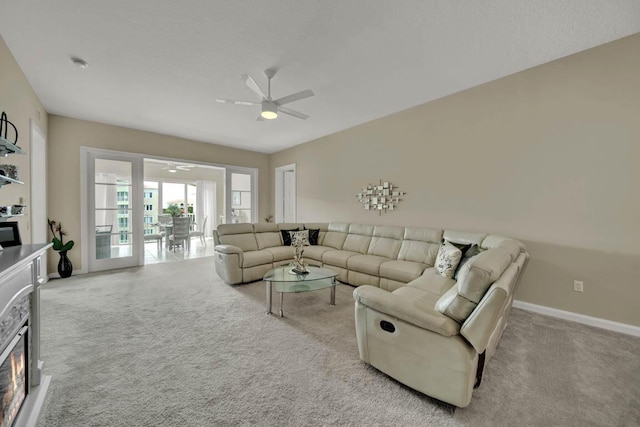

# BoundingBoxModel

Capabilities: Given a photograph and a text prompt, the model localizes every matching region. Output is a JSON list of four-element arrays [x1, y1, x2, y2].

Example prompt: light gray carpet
[[37, 258, 640, 426]]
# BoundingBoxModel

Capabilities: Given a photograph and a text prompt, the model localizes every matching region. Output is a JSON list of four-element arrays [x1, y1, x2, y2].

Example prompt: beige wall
[[270, 34, 640, 327], [48, 115, 269, 273], [0, 36, 48, 244]]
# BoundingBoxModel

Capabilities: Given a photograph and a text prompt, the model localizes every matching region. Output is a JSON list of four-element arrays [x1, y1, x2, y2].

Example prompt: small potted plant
[[48, 219, 74, 278], [164, 203, 182, 217]]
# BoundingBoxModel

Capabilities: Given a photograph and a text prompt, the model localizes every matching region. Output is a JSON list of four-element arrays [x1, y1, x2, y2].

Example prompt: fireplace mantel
[[0, 243, 51, 427]]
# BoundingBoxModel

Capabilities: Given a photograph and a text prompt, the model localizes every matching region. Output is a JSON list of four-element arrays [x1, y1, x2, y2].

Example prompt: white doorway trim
[[275, 163, 296, 223], [30, 120, 48, 281]]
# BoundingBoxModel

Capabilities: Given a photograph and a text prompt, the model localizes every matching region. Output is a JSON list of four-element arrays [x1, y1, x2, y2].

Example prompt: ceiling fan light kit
[[261, 100, 278, 120], [217, 68, 314, 120]]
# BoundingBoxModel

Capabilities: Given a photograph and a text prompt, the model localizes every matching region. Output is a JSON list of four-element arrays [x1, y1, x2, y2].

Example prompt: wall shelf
[[0, 175, 24, 188], [0, 136, 26, 157]]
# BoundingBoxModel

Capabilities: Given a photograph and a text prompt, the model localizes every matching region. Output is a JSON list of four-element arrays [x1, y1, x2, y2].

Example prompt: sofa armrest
[[460, 286, 508, 354], [353, 286, 460, 337], [215, 244, 244, 267]]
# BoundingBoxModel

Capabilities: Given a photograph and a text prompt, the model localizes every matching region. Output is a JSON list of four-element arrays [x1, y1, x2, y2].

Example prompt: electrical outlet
[[573, 280, 584, 292]]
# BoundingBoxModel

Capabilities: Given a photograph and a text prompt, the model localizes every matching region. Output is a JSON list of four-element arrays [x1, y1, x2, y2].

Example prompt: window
[[144, 229, 154, 235], [144, 216, 154, 224], [144, 191, 154, 198], [117, 191, 128, 202], [119, 231, 129, 243], [145, 204, 153, 211], [118, 218, 128, 228], [118, 205, 129, 215]]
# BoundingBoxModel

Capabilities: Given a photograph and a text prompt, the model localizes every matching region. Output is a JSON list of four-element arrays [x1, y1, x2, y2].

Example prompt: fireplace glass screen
[[0, 329, 27, 427]]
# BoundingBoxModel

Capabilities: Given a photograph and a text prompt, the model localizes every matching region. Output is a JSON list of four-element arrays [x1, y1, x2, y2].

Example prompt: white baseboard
[[513, 300, 640, 338]]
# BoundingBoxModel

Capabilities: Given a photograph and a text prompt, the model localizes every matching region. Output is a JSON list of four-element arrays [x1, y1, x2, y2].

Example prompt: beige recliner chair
[[353, 237, 528, 407]]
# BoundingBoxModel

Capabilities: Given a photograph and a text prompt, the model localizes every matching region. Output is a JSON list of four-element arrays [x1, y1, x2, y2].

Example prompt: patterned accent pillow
[[280, 228, 299, 246], [305, 228, 320, 245], [435, 241, 463, 278], [290, 230, 310, 247]]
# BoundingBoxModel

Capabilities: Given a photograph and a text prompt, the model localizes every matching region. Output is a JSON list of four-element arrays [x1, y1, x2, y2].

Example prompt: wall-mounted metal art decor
[[356, 180, 405, 215]]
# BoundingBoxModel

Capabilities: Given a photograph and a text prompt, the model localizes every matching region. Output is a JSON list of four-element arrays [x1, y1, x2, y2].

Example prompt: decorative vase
[[57, 250, 73, 278]]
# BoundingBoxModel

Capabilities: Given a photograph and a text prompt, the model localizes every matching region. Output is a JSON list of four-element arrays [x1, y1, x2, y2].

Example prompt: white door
[[225, 167, 257, 224], [275, 164, 296, 223], [85, 150, 143, 272]]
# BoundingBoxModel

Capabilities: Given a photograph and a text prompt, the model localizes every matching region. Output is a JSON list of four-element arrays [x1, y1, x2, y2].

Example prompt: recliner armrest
[[460, 286, 508, 354], [215, 244, 244, 268], [353, 286, 460, 337], [215, 244, 242, 255]]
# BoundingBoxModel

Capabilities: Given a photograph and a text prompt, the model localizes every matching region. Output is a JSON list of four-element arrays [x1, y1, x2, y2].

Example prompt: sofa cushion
[[254, 223, 279, 233], [303, 245, 333, 263], [265, 246, 294, 262], [255, 231, 282, 249], [435, 247, 512, 323], [435, 286, 476, 323], [242, 250, 273, 268], [407, 269, 456, 296], [347, 255, 390, 276], [435, 241, 463, 278], [457, 248, 511, 303], [379, 260, 427, 283], [323, 250, 359, 268], [323, 223, 349, 249], [219, 233, 259, 252]]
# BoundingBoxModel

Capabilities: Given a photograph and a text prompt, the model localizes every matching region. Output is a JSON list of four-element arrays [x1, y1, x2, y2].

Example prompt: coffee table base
[[266, 279, 336, 317]]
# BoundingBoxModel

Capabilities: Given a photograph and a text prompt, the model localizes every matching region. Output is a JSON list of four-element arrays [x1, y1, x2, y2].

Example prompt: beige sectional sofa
[[213, 222, 528, 407]]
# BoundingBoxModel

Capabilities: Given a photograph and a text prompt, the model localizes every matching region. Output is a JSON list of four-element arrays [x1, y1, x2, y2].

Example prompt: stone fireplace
[[0, 244, 51, 427]]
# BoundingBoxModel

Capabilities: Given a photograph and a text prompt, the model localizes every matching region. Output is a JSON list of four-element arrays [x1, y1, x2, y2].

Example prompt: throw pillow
[[280, 228, 299, 246], [453, 244, 482, 280], [290, 229, 310, 246], [305, 228, 320, 245], [435, 241, 463, 279], [445, 240, 472, 258]]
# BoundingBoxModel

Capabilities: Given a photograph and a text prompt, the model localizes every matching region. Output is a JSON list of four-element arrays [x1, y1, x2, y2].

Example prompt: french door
[[226, 167, 257, 224], [84, 149, 143, 272]]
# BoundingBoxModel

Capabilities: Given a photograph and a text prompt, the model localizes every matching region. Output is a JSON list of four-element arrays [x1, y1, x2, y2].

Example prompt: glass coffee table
[[263, 266, 339, 317]]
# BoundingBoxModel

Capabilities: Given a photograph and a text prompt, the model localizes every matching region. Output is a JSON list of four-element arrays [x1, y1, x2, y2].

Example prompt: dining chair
[[169, 216, 190, 251], [189, 215, 208, 247]]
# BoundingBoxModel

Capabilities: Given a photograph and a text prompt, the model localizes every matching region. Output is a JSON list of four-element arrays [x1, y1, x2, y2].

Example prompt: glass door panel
[[226, 169, 256, 224], [88, 152, 142, 271]]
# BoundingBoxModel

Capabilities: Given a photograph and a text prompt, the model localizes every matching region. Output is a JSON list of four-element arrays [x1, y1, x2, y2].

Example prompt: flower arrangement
[[48, 219, 75, 252]]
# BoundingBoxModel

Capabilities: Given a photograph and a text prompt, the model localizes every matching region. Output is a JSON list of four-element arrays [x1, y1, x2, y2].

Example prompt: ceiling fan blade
[[274, 89, 315, 106], [278, 106, 309, 120], [240, 74, 266, 99], [216, 98, 259, 106]]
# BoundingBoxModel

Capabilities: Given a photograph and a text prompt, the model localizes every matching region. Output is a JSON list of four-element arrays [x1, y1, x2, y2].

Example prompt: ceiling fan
[[216, 69, 314, 120], [162, 162, 194, 173]]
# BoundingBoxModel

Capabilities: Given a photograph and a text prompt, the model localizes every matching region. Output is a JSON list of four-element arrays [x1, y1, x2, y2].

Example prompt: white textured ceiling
[[1, 1, 639, 154]]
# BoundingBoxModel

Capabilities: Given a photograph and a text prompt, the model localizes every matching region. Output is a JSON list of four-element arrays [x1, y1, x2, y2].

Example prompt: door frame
[[80, 147, 144, 272], [275, 163, 296, 223], [30, 120, 48, 281]]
